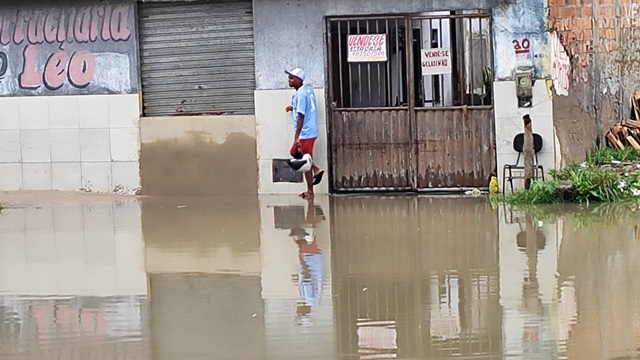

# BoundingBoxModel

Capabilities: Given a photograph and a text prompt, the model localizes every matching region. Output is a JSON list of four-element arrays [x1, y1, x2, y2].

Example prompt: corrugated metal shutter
[[139, 0, 255, 116]]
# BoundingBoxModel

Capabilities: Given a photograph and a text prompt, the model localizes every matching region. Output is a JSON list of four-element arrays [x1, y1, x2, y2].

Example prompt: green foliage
[[585, 147, 640, 165], [501, 148, 640, 205], [503, 180, 563, 205]]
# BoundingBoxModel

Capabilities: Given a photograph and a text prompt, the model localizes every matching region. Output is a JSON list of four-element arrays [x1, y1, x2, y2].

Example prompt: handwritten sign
[[347, 34, 387, 62], [550, 32, 570, 96], [421, 48, 451, 76]]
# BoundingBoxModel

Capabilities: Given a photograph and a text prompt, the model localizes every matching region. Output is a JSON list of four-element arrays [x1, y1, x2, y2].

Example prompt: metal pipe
[[348, 20, 352, 107], [337, 21, 344, 107], [367, 20, 372, 107], [376, 20, 382, 107], [468, 17, 475, 105], [356, 20, 363, 107], [386, 19, 392, 106]]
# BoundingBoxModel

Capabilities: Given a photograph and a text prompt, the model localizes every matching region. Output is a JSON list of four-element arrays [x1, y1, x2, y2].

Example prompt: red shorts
[[290, 138, 316, 158]]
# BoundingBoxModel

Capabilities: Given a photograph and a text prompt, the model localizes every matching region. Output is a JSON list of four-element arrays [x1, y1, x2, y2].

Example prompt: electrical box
[[515, 68, 534, 108]]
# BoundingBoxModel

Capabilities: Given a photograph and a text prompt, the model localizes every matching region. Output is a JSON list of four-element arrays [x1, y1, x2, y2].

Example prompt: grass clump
[[502, 180, 563, 204], [502, 148, 640, 205], [585, 147, 640, 165]]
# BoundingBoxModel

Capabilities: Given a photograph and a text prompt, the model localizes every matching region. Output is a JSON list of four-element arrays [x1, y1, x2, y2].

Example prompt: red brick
[[599, 5, 615, 17], [580, 17, 593, 29], [582, 6, 593, 17]]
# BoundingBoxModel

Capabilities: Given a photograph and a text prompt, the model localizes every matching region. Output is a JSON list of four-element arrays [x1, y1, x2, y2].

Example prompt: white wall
[[494, 81, 556, 191], [255, 89, 329, 195], [0, 94, 140, 194]]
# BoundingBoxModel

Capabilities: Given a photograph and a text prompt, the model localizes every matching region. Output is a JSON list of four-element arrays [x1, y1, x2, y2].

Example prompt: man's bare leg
[[302, 170, 314, 199]]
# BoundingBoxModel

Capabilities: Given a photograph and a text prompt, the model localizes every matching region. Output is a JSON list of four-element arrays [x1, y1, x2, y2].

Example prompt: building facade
[[0, 0, 558, 195]]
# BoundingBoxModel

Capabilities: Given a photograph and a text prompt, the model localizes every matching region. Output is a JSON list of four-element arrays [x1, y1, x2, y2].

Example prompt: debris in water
[[464, 188, 482, 197], [177, 205, 187, 209], [362, 287, 368, 292], [252, 313, 257, 318]]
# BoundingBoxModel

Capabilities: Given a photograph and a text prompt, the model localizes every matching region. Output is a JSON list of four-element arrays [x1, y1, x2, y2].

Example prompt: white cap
[[285, 67, 305, 81]]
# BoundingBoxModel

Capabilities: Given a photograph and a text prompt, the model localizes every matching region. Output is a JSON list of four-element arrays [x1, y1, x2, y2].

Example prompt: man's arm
[[295, 112, 305, 144]]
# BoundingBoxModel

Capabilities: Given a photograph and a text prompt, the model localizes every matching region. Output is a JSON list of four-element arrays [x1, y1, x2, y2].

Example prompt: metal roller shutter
[[139, 0, 255, 116]]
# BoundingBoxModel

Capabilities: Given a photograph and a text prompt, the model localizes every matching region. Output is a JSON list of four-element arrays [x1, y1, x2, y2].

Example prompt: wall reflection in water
[[331, 196, 502, 359], [0, 199, 148, 359], [1, 195, 640, 359]]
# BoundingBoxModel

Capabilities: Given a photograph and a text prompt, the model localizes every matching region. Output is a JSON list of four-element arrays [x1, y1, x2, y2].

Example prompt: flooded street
[[0, 194, 639, 359]]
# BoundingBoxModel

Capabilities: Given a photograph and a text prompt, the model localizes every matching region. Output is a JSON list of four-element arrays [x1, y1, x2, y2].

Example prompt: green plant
[[482, 67, 493, 97], [501, 148, 640, 205], [503, 180, 564, 205], [586, 147, 640, 165]]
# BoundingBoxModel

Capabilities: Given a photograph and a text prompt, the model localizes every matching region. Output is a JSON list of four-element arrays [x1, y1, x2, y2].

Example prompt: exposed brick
[[604, 28, 616, 39], [599, 5, 615, 18], [580, 17, 593, 29], [582, 6, 593, 17]]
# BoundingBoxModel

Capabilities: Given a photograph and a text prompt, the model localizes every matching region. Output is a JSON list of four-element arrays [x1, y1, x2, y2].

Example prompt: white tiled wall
[[255, 88, 329, 195], [494, 81, 556, 191], [0, 94, 141, 194]]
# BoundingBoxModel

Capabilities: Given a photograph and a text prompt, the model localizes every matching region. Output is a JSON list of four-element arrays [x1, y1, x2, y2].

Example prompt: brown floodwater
[[0, 193, 639, 360]]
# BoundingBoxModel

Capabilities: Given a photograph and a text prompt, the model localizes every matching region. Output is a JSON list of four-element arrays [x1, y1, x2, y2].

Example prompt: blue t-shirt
[[292, 84, 319, 140]]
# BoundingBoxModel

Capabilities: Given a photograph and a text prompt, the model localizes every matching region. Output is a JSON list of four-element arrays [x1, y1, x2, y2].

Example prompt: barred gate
[[326, 12, 496, 191]]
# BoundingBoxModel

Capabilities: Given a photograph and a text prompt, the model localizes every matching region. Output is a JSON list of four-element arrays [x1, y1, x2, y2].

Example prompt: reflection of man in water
[[290, 198, 325, 326]]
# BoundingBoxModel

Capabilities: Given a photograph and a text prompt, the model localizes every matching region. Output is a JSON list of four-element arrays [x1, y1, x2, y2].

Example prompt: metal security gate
[[138, 0, 255, 116], [327, 12, 496, 191]]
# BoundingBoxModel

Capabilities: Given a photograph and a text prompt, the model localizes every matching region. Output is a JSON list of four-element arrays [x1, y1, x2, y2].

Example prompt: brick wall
[[548, 0, 640, 159]]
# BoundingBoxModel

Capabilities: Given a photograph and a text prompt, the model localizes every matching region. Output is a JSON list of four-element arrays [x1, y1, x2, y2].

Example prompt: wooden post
[[523, 114, 534, 190]]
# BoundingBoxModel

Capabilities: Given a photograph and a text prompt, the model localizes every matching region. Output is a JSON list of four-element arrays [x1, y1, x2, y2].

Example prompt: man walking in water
[[285, 67, 324, 199]]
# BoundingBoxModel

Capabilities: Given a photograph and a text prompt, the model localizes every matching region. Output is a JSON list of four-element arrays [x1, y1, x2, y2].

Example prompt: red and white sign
[[347, 34, 388, 62], [421, 48, 451, 76]]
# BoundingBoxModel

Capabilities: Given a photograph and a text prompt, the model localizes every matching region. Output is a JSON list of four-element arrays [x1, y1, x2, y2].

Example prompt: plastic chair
[[502, 133, 545, 194]]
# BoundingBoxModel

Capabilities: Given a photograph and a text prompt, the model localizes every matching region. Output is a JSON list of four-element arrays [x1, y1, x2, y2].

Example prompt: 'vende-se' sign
[[421, 48, 451, 75], [347, 34, 387, 62]]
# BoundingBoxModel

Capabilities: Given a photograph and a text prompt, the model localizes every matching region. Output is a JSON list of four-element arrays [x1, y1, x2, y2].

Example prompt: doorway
[[326, 12, 496, 191]]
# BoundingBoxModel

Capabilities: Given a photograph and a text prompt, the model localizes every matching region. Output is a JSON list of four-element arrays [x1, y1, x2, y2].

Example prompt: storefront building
[[0, 0, 556, 195]]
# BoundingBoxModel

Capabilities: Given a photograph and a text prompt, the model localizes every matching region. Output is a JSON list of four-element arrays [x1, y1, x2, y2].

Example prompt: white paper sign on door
[[421, 48, 452, 76], [347, 34, 388, 62]]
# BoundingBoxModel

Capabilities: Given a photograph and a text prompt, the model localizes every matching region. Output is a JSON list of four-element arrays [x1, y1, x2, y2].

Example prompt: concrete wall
[[0, 0, 141, 194], [253, 0, 499, 195], [254, 0, 499, 90], [492, 0, 557, 189], [494, 81, 556, 190], [139, 115, 258, 196]]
